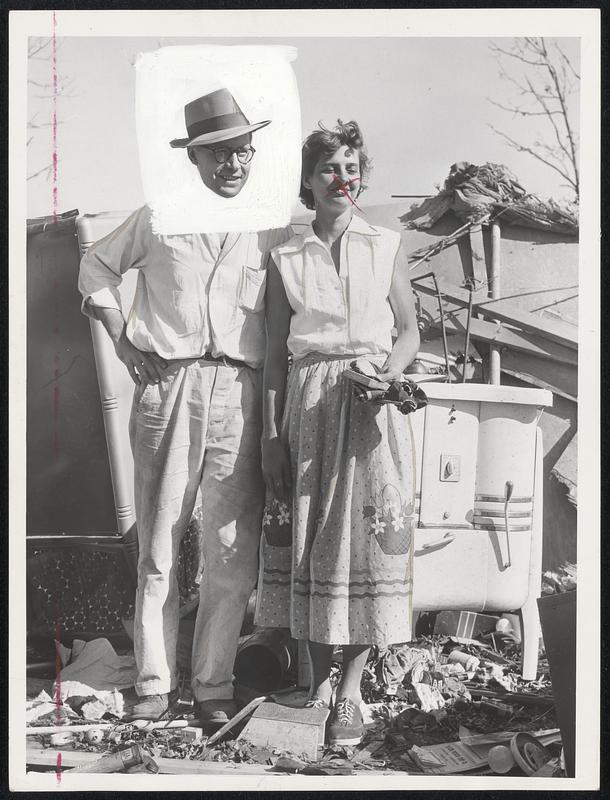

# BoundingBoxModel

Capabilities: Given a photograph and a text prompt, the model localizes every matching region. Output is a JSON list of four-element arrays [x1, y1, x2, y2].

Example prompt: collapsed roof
[[401, 162, 579, 236]]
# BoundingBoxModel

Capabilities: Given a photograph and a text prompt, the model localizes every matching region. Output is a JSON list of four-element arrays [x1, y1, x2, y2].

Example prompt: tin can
[[447, 649, 480, 672]]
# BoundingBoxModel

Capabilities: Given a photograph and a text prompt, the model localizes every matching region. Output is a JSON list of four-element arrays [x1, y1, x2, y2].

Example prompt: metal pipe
[[430, 272, 452, 382], [462, 280, 474, 383], [490, 220, 502, 384], [502, 480, 514, 569]]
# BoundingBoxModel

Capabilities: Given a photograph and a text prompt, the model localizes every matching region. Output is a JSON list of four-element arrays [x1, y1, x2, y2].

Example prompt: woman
[[255, 120, 420, 746]]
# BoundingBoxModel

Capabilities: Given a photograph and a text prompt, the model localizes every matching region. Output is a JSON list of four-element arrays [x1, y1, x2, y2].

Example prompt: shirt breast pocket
[[239, 265, 267, 312]]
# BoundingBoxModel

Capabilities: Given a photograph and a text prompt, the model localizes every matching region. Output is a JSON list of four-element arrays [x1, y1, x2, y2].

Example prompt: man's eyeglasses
[[198, 145, 256, 165]]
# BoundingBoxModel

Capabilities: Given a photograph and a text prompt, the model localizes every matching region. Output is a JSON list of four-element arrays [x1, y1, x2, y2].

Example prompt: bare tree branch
[[27, 38, 52, 59], [524, 74, 572, 163], [489, 42, 545, 68], [488, 98, 564, 117], [488, 37, 579, 200], [27, 163, 54, 181], [488, 124, 577, 191], [27, 36, 76, 183], [554, 41, 580, 80]]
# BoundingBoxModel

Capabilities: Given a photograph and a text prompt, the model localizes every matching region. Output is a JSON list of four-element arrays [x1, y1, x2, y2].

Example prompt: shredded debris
[[401, 162, 579, 235], [27, 624, 566, 777]]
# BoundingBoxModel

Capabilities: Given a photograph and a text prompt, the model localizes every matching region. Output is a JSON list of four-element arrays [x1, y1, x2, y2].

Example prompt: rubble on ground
[[26, 622, 567, 778]]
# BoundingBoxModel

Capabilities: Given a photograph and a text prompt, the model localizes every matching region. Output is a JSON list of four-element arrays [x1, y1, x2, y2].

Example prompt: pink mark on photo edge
[[54, 596, 62, 783], [52, 353, 60, 458], [51, 11, 59, 222], [327, 175, 364, 213]]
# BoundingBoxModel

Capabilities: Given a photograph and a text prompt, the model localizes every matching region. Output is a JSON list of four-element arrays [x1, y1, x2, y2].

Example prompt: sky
[[26, 35, 580, 220]]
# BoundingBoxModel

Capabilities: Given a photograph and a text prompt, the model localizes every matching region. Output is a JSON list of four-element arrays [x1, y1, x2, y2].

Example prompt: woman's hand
[[375, 363, 405, 384], [262, 436, 292, 502]]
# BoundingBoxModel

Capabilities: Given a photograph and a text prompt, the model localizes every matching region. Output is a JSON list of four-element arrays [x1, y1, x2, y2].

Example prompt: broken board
[[238, 701, 329, 762]]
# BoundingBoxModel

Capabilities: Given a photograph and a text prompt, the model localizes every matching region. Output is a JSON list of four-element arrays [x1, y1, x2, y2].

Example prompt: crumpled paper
[[26, 690, 59, 723], [380, 647, 432, 695], [53, 681, 125, 717], [55, 638, 137, 691], [486, 662, 517, 693], [412, 682, 446, 712]]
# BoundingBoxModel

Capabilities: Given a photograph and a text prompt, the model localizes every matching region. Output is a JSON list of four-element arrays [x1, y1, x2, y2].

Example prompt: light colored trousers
[[129, 358, 264, 701]]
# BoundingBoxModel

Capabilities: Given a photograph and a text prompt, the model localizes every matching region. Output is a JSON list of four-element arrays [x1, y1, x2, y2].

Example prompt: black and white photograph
[[10, 8, 600, 792]]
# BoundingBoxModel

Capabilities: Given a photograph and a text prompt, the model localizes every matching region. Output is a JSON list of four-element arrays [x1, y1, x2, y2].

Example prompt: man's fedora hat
[[170, 88, 271, 148]]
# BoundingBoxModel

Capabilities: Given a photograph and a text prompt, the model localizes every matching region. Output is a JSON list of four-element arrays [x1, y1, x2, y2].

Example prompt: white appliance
[[411, 383, 552, 679]]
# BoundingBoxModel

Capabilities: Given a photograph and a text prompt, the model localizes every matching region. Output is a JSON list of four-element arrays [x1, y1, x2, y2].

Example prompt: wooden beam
[[26, 746, 396, 777], [438, 311, 578, 366], [412, 275, 578, 350], [468, 224, 488, 296], [500, 348, 576, 400], [26, 746, 271, 775]]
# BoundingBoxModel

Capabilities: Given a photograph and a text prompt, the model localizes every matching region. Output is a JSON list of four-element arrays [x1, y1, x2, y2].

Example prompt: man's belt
[[200, 352, 248, 369]]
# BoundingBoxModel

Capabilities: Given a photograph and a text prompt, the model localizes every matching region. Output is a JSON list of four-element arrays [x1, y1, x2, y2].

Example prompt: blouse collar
[[301, 214, 381, 248]]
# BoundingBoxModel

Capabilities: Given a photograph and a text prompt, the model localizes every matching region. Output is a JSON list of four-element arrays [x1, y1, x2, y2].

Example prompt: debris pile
[[401, 162, 579, 235], [541, 562, 576, 595], [26, 622, 566, 778]]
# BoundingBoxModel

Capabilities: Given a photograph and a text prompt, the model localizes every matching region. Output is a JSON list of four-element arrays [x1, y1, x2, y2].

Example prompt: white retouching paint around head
[[135, 45, 302, 234]]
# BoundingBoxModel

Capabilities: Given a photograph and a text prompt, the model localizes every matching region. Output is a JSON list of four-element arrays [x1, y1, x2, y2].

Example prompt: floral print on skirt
[[255, 353, 416, 647]]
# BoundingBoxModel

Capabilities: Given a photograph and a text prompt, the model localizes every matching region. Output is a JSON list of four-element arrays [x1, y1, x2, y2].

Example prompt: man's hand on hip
[[114, 331, 168, 385], [89, 304, 168, 385]]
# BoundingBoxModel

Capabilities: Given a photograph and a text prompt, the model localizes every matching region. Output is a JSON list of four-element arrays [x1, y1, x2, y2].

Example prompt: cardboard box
[[434, 610, 498, 639]]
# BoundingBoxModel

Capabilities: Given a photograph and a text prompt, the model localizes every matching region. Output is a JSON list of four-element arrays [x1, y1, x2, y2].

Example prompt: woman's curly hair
[[299, 119, 372, 210]]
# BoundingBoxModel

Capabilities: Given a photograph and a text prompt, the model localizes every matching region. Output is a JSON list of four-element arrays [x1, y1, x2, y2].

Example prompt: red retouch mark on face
[[56, 752, 62, 784], [51, 11, 59, 222], [327, 175, 363, 212]]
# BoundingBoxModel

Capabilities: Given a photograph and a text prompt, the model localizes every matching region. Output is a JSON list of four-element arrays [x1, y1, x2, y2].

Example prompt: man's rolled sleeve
[[78, 206, 149, 318]]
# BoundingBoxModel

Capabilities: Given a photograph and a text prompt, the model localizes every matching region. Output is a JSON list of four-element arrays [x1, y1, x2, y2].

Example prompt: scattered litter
[[408, 740, 489, 774], [446, 649, 480, 674], [84, 728, 105, 744], [542, 562, 577, 595], [54, 682, 125, 718], [55, 638, 137, 692], [70, 744, 158, 774], [27, 628, 563, 776], [412, 683, 446, 713], [80, 699, 109, 721], [49, 731, 76, 747], [26, 690, 58, 723], [179, 726, 203, 743], [488, 744, 515, 773], [509, 732, 552, 775]]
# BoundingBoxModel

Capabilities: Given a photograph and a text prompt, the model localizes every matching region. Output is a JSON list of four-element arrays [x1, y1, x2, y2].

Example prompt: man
[[78, 88, 290, 729]]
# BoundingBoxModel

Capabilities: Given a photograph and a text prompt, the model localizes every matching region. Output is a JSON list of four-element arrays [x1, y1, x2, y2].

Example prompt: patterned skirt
[[254, 353, 416, 646]]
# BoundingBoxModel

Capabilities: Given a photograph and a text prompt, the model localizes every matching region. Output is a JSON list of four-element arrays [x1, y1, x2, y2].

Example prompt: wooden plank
[[411, 275, 578, 350], [501, 368, 576, 403], [551, 433, 577, 505], [438, 311, 578, 366], [468, 224, 488, 296], [26, 746, 271, 775], [500, 348, 577, 401], [239, 702, 329, 762]]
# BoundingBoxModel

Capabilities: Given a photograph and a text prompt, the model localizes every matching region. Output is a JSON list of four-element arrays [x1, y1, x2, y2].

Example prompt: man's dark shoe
[[327, 697, 364, 746], [124, 693, 169, 722], [196, 699, 238, 731]]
